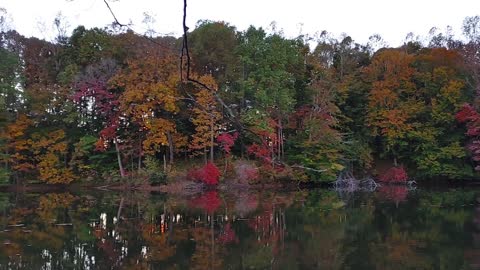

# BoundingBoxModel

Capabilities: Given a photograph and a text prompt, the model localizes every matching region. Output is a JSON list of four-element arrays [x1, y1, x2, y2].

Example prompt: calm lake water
[[0, 186, 479, 269]]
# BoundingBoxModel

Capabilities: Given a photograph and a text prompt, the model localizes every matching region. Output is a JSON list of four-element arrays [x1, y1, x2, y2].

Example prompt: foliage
[[378, 166, 408, 183], [143, 155, 167, 185], [456, 103, 480, 171], [189, 76, 222, 160], [32, 130, 76, 184], [216, 132, 238, 156], [187, 162, 221, 185], [2, 16, 480, 184]]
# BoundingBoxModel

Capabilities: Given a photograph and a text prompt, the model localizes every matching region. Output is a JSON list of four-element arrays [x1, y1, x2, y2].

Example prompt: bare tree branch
[[102, 0, 177, 53], [180, 0, 245, 133], [103, 0, 127, 27]]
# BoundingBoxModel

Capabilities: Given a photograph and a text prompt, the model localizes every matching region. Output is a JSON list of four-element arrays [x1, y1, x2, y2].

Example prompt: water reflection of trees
[[0, 189, 478, 269]]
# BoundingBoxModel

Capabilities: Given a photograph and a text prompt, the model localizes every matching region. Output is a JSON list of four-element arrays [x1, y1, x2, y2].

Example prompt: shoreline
[[1, 178, 480, 194]]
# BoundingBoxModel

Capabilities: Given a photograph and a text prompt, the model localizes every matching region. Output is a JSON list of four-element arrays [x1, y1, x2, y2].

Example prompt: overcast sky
[[2, 0, 480, 46]]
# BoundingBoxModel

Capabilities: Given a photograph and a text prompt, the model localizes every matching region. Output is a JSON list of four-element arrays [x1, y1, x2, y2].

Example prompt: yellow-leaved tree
[[189, 75, 222, 163]]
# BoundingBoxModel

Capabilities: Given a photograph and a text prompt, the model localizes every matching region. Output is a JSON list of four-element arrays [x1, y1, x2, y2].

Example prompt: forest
[[2, 10, 480, 187]]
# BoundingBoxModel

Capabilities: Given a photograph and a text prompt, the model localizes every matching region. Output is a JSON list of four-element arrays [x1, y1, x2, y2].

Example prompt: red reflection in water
[[247, 208, 285, 255], [218, 223, 238, 244], [379, 185, 408, 203], [189, 191, 221, 213], [379, 166, 408, 183]]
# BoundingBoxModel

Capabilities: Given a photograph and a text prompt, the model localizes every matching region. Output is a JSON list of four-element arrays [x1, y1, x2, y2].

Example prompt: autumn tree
[[31, 130, 76, 184], [365, 49, 418, 166], [409, 48, 473, 178], [189, 76, 222, 163], [109, 37, 181, 172]]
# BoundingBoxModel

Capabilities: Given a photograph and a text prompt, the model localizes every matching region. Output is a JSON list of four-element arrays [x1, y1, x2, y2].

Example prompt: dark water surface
[[0, 186, 479, 269]]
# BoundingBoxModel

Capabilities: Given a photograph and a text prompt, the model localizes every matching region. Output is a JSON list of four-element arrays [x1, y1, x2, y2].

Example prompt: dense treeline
[[1, 14, 480, 185]]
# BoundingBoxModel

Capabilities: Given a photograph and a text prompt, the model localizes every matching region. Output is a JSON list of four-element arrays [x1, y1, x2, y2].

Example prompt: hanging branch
[[102, 0, 243, 132], [102, 0, 177, 53], [180, 0, 243, 132], [103, 0, 127, 27], [101, 0, 327, 175]]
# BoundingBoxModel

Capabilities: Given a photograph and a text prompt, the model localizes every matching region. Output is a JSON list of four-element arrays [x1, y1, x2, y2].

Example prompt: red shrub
[[187, 162, 221, 185], [379, 166, 408, 183]]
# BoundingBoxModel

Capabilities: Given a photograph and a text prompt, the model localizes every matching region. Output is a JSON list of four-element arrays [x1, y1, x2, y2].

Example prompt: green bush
[[0, 168, 10, 185], [144, 156, 167, 185]]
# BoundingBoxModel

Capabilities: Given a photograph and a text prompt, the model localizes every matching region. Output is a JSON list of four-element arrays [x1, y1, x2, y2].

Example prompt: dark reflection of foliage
[[0, 189, 478, 269]]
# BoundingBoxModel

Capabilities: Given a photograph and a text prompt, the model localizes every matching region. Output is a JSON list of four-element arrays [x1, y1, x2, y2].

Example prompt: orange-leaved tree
[[108, 41, 181, 172], [31, 130, 76, 184], [189, 75, 222, 163], [365, 49, 418, 166], [5, 115, 35, 182]]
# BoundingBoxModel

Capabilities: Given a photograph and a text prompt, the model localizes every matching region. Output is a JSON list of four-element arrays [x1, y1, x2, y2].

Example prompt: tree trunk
[[210, 119, 214, 163], [224, 155, 228, 174], [114, 138, 126, 177], [204, 146, 208, 165], [116, 196, 124, 227], [163, 154, 167, 172], [167, 131, 174, 165], [277, 118, 282, 161], [240, 137, 244, 158], [138, 140, 142, 172], [4, 149, 9, 171]]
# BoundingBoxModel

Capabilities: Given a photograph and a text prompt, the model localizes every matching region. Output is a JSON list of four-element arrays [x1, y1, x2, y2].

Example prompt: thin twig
[[103, 0, 127, 27], [102, 0, 178, 53], [291, 165, 327, 173]]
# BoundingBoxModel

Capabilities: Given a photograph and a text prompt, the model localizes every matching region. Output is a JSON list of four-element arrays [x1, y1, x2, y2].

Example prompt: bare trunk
[[308, 109, 314, 143], [138, 156, 141, 172], [167, 131, 174, 165], [204, 146, 208, 165], [277, 126, 281, 161], [277, 118, 282, 161], [163, 154, 167, 172], [224, 156, 228, 174], [114, 138, 126, 177], [210, 120, 214, 163], [281, 127, 285, 159], [4, 149, 8, 171], [138, 140, 142, 172], [116, 196, 124, 221], [271, 144, 275, 168], [214, 93, 243, 133]]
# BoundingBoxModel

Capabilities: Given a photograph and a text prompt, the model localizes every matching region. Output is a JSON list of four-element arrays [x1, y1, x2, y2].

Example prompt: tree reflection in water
[[0, 188, 478, 269]]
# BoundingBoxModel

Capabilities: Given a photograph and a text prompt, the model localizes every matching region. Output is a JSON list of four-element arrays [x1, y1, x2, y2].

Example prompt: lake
[[0, 186, 479, 269]]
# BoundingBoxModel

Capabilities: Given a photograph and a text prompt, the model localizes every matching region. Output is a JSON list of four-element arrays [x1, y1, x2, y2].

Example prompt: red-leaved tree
[[456, 103, 480, 170], [216, 132, 238, 172]]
